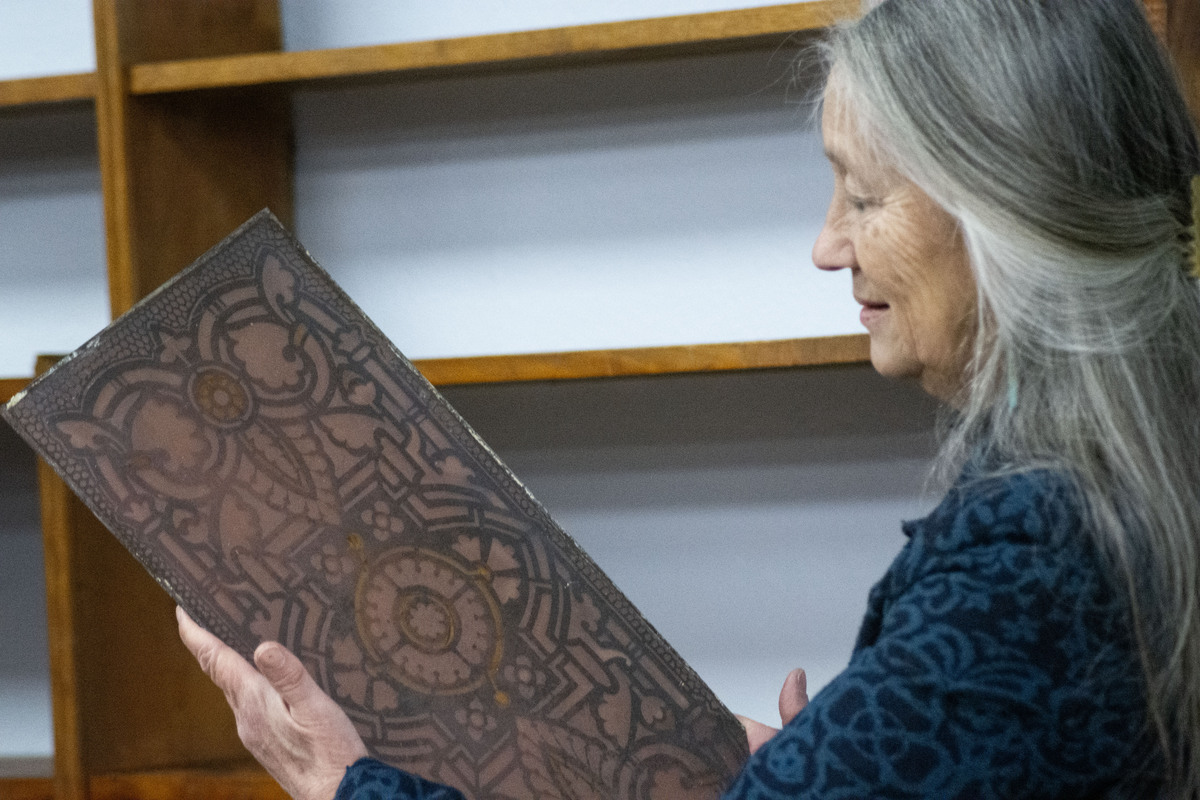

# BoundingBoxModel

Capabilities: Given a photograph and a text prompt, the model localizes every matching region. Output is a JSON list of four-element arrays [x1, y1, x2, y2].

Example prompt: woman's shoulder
[[881, 467, 1112, 621], [818, 466, 1154, 799], [904, 467, 1084, 555]]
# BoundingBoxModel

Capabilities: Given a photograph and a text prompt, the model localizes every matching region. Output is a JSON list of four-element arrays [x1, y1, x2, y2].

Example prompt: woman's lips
[[859, 301, 889, 327]]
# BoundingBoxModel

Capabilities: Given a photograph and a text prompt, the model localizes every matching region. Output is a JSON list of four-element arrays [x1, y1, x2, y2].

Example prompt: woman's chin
[[867, 344, 915, 382], [867, 347, 954, 400]]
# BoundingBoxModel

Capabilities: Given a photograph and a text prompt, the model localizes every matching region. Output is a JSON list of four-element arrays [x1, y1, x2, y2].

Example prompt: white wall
[[0, 0, 943, 773], [291, 47, 855, 359], [0, 0, 94, 80], [0, 107, 108, 378], [0, 2, 855, 374], [0, 427, 51, 772]]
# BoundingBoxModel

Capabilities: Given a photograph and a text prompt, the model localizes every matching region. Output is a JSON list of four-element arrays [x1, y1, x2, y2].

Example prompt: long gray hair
[[825, 0, 1200, 793]]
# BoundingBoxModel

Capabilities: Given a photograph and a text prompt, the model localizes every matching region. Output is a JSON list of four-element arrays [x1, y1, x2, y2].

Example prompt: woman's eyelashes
[[847, 193, 872, 212]]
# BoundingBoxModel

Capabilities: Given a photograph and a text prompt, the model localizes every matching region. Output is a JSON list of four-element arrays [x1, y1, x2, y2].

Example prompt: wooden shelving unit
[[0, 1, 1193, 798], [0, 0, 870, 389]]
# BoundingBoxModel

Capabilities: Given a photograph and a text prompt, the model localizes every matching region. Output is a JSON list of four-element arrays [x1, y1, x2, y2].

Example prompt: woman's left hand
[[736, 668, 809, 754], [176, 606, 369, 800]]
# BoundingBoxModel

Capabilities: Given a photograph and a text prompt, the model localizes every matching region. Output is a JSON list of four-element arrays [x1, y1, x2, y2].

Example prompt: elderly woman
[[178, 0, 1200, 796]]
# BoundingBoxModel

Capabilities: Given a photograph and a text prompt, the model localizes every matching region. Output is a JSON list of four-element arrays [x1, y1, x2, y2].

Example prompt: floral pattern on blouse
[[723, 469, 1158, 799]]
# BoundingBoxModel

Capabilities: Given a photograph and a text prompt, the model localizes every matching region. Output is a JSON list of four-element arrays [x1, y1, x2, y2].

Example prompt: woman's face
[[813, 81, 977, 402]]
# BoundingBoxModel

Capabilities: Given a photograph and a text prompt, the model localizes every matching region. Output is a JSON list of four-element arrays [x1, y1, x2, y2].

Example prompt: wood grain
[[414, 335, 871, 385], [128, 1, 857, 94], [0, 74, 95, 108]]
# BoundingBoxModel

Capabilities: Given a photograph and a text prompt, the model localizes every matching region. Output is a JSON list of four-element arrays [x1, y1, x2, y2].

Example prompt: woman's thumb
[[779, 668, 809, 725], [254, 642, 313, 706]]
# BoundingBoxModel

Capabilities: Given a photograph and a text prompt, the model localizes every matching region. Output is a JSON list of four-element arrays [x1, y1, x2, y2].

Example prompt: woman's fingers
[[176, 605, 369, 800]]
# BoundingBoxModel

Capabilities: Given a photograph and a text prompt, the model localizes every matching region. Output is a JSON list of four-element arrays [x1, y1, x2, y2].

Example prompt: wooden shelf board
[[0, 338, 868, 399], [0, 73, 95, 108], [413, 334, 870, 385], [129, 0, 857, 94]]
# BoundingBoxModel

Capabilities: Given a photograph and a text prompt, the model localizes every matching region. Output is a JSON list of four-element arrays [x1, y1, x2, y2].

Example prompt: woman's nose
[[812, 210, 853, 272]]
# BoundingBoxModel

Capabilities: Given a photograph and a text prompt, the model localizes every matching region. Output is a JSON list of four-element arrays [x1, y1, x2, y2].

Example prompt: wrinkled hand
[[737, 668, 809, 754], [176, 606, 369, 800]]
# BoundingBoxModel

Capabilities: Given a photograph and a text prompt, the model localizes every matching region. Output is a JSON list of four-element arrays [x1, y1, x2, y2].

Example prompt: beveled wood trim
[[92, 0, 138, 318], [0, 73, 95, 108], [413, 334, 870, 385], [0, 378, 30, 404], [128, 0, 857, 94]]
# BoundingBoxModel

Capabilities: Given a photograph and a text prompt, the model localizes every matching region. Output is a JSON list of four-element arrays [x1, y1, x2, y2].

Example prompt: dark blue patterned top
[[724, 468, 1158, 799], [335, 757, 465, 800], [336, 469, 1159, 799]]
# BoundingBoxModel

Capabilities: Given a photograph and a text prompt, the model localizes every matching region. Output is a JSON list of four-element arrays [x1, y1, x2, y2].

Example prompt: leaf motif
[[321, 411, 383, 452], [56, 418, 117, 452]]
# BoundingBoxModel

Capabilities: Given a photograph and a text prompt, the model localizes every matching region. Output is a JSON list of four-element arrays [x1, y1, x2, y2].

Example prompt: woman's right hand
[[176, 606, 369, 800]]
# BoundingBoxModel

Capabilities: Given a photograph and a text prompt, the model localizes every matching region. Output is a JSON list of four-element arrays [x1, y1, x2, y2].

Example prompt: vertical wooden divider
[[92, 0, 294, 315], [38, 3, 294, 798]]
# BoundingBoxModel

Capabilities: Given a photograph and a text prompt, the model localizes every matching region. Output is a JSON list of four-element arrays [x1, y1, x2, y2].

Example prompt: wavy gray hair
[[824, 0, 1200, 793]]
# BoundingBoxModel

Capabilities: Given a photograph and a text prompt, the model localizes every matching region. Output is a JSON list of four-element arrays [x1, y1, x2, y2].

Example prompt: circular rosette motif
[[188, 365, 254, 428], [518, 719, 724, 800], [355, 547, 505, 697]]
